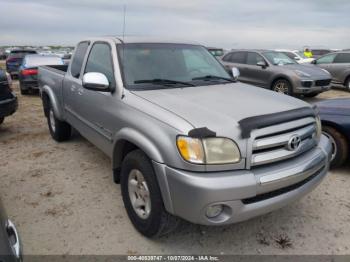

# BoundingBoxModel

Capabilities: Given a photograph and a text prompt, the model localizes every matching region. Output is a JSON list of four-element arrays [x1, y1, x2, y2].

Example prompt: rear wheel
[[322, 126, 348, 168], [121, 150, 178, 237], [272, 79, 292, 96], [0, 117, 4, 125], [47, 103, 71, 142], [345, 77, 350, 92], [19, 83, 29, 95]]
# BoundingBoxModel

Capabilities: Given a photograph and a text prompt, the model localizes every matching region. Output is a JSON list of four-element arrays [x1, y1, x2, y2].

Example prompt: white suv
[[276, 49, 314, 64]]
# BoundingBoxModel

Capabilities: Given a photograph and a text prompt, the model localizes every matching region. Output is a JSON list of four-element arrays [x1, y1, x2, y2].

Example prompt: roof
[[81, 36, 200, 45]]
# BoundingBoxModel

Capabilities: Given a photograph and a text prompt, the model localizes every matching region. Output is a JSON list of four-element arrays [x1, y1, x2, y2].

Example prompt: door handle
[[71, 85, 77, 92], [77, 88, 84, 95]]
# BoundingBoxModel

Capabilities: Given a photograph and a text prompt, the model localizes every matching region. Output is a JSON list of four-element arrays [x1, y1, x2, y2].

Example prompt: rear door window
[[334, 53, 350, 63], [70, 41, 89, 78]]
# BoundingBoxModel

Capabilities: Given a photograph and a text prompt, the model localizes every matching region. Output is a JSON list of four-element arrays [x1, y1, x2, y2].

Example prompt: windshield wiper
[[134, 79, 195, 87], [192, 75, 235, 82]]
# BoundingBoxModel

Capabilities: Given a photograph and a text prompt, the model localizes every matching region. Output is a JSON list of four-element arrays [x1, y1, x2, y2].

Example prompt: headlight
[[177, 136, 241, 164], [315, 114, 322, 141], [176, 136, 204, 164], [321, 68, 331, 75], [295, 70, 311, 78]]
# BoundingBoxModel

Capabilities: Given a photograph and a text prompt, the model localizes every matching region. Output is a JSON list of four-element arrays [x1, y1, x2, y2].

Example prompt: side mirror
[[231, 67, 240, 81], [257, 61, 267, 68], [311, 60, 316, 64], [82, 72, 110, 91]]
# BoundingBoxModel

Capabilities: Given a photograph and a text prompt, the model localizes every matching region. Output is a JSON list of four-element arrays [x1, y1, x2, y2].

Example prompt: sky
[[1, 0, 350, 49]]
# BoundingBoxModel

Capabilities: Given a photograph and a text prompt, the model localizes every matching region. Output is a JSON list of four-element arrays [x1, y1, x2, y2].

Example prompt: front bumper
[[294, 79, 331, 94], [20, 80, 39, 90], [153, 135, 332, 225], [0, 93, 18, 118]]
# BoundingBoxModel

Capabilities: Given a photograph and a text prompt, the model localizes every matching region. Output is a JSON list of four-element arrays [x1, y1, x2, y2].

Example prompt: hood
[[317, 98, 350, 116], [284, 64, 330, 78], [131, 83, 309, 132]]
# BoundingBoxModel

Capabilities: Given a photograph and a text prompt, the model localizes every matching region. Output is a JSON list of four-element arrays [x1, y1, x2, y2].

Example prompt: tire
[[272, 79, 293, 96], [304, 92, 319, 98], [121, 149, 179, 237], [47, 103, 71, 142], [322, 126, 348, 168], [20, 88, 29, 95], [345, 77, 350, 92], [0, 117, 4, 125]]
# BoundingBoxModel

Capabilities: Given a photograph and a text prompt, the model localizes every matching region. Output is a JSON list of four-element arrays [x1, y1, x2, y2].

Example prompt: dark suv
[[221, 50, 332, 97], [312, 51, 350, 91], [0, 69, 17, 125]]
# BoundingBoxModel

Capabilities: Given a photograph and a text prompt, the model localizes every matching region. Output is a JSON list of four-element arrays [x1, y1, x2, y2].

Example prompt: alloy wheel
[[128, 169, 151, 219]]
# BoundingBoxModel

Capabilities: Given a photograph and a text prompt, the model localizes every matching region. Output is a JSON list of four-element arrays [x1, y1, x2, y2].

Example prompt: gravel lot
[[0, 70, 350, 255]]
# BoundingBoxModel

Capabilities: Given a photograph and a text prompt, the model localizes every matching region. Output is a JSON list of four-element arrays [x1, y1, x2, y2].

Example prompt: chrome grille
[[250, 121, 317, 167]]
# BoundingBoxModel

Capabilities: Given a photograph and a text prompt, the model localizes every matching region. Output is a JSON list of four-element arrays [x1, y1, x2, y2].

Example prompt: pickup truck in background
[[38, 37, 332, 238]]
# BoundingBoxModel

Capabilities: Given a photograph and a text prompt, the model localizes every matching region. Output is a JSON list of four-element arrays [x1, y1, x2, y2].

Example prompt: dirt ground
[[1, 67, 350, 255]]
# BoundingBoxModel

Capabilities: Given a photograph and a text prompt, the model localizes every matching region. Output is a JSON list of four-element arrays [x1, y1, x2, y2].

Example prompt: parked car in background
[[6, 49, 37, 78], [0, 50, 7, 60], [221, 50, 332, 97], [311, 49, 331, 59], [0, 69, 17, 125], [207, 47, 225, 58], [317, 98, 350, 167], [276, 49, 314, 64], [0, 197, 22, 262], [39, 37, 331, 238], [18, 54, 64, 95], [312, 51, 350, 91]]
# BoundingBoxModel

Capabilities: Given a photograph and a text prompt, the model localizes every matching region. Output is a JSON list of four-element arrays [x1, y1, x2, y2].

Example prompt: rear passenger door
[[332, 53, 350, 83], [63, 41, 90, 126]]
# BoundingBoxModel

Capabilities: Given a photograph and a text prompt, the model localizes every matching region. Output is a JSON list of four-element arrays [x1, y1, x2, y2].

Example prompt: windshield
[[117, 43, 231, 89], [263, 51, 296, 65]]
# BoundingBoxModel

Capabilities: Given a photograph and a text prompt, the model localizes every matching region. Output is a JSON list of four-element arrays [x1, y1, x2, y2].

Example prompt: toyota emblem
[[287, 135, 301, 151]]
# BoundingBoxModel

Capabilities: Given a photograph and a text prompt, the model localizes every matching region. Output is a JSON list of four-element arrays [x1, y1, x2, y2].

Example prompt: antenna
[[121, 4, 127, 99], [122, 5, 126, 41]]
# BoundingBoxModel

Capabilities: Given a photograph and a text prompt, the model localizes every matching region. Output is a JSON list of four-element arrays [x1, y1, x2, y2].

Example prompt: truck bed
[[39, 65, 68, 75]]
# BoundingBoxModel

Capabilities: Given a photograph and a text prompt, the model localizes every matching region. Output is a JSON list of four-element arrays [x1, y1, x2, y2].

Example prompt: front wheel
[[47, 104, 71, 142], [272, 79, 292, 96], [322, 126, 348, 168], [20, 85, 29, 95], [121, 150, 179, 238]]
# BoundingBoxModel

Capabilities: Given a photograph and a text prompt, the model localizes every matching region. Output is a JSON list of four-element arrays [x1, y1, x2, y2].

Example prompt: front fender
[[41, 85, 64, 120], [112, 127, 164, 169]]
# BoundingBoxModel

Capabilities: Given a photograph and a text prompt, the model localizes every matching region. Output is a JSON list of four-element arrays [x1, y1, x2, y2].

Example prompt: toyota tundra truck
[[38, 37, 332, 238]]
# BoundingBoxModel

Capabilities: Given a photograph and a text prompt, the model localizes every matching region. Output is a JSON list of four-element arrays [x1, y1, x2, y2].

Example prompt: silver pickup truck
[[38, 37, 332, 238]]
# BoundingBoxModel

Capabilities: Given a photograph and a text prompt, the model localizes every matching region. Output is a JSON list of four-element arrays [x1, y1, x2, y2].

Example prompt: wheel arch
[[112, 128, 164, 170], [270, 75, 293, 90], [321, 120, 349, 145], [41, 85, 64, 120]]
